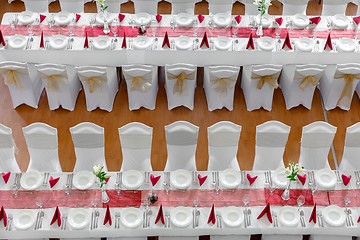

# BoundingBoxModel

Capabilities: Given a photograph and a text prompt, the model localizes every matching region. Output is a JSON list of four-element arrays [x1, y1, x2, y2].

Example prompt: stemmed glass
[[297, 195, 305, 209], [231, 19, 238, 39], [111, 19, 118, 37], [11, 184, 19, 198], [151, 18, 158, 38]]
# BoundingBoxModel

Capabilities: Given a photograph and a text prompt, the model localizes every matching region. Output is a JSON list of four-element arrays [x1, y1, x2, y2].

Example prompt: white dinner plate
[[20, 171, 42, 190], [67, 208, 91, 229], [54, 11, 72, 26], [120, 207, 143, 228], [272, 168, 289, 188], [175, 36, 192, 50], [8, 34, 27, 50], [49, 35, 68, 50], [221, 206, 244, 227], [219, 168, 241, 189], [13, 210, 36, 230], [72, 171, 95, 190], [175, 13, 194, 27], [96, 13, 113, 26], [292, 14, 309, 28], [214, 36, 232, 51], [18, 11, 36, 25], [213, 13, 231, 27], [337, 38, 355, 52], [257, 37, 275, 51], [170, 207, 192, 228], [92, 36, 111, 50], [322, 205, 346, 227], [122, 170, 144, 190], [332, 14, 349, 29], [170, 169, 192, 190], [132, 36, 151, 50], [134, 12, 151, 26], [314, 168, 337, 189], [257, 14, 272, 28], [295, 37, 314, 52], [278, 206, 300, 227]]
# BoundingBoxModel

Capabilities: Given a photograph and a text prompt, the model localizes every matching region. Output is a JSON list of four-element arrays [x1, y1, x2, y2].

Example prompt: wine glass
[[297, 195, 305, 209], [35, 196, 43, 209], [111, 19, 118, 37], [11, 184, 19, 198], [231, 20, 238, 39], [151, 18, 158, 38], [275, 26, 281, 40], [242, 194, 249, 207]]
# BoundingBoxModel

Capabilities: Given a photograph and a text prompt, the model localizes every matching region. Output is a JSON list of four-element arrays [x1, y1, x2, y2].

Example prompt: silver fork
[[5, 215, 13, 231], [115, 212, 120, 229], [299, 209, 306, 227], [355, 171, 360, 187], [272, 211, 278, 227], [42, 172, 49, 186]]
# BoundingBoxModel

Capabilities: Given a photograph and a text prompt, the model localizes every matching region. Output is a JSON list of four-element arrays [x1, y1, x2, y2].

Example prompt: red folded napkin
[[309, 16, 321, 25], [75, 14, 81, 23], [0, 206, 7, 227], [105, 177, 110, 184], [40, 14, 46, 23], [156, 13, 162, 23], [198, 14, 205, 23], [40, 31, 44, 48], [162, 31, 170, 48], [309, 204, 316, 223], [49, 176, 60, 188], [1, 172, 10, 184], [118, 13, 125, 22], [207, 204, 216, 224], [275, 17, 283, 25], [257, 203, 272, 223], [297, 174, 306, 185], [0, 30, 6, 47], [103, 205, 112, 226], [198, 174, 207, 186], [84, 31, 89, 49], [353, 16, 360, 25], [200, 32, 209, 48], [358, 216, 360, 223], [150, 174, 161, 186], [246, 33, 254, 50], [155, 204, 165, 224], [122, 32, 127, 49], [50, 206, 61, 227], [235, 15, 242, 24], [282, 32, 292, 50], [324, 33, 333, 50], [342, 174, 351, 186], [247, 173, 258, 185]]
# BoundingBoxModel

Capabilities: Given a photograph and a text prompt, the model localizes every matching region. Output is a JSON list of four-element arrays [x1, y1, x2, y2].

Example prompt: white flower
[[93, 164, 102, 175], [284, 167, 291, 175]]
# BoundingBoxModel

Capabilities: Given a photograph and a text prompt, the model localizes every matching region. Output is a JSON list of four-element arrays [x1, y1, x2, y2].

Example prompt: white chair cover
[[319, 63, 360, 111], [279, 64, 326, 110], [23, 0, 49, 12], [59, 0, 85, 13], [164, 121, 199, 171], [309, 234, 352, 240], [70, 122, 107, 172], [0, 61, 44, 109], [252, 121, 290, 171], [279, 0, 309, 15], [23, 123, 62, 172], [122, 64, 158, 110], [170, 0, 195, 14], [321, 0, 351, 15], [0, 124, 20, 173], [207, 121, 241, 171], [208, 0, 234, 15], [339, 122, 360, 170], [241, 64, 282, 111], [298, 121, 336, 170], [77, 66, 119, 112], [262, 236, 302, 240], [36, 63, 81, 111], [96, 0, 128, 13], [132, 0, 158, 14], [204, 65, 240, 111], [119, 122, 153, 172], [165, 63, 197, 110]]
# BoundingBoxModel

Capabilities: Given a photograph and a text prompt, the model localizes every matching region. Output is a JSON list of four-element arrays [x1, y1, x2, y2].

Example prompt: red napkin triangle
[[155, 204, 165, 224], [49, 176, 60, 188], [40, 14, 46, 23], [246, 173, 258, 185], [50, 206, 61, 227], [309, 16, 321, 25], [103, 205, 112, 226], [207, 204, 216, 224], [282, 32, 292, 50], [156, 13, 162, 23], [341, 174, 351, 186], [200, 32, 209, 48], [358, 216, 360, 223], [119, 13, 125, 22], [275, 17, 283, 25], [122, 32, 127, 49], [150, 174, 161, 186], [162, 31, 170, 48], [40, 31, 44, 48], [0, 30, 6, 47], [309, 204, 316, 223], [105, 177, 110, 184], [197, 174, 207, 186], [324, 33, 333, 50], [246, 33, 254, 50], [1, 172, 10, 184], [75, 14, 81, 23], [84, 31, 89, 49], [353, 16, 360, 25], [297, 174, 306, 185], [257, 203, 272, 223], [198, 14, 205, 23], [234, 15, 242, 24], [0, 206, 7, 227]]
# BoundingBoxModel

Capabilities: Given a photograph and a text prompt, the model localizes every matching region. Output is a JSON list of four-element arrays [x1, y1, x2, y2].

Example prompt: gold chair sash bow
[[294, 72, 323, 90], [79, 75, 106, 93], [38, 72, 67, 91], [334, 72, 360, 108], [251, 72, 280, 90], [167, 71, 196, 95], [1, 69, 24, 88], [210, 73, 237, 95], [125, 72, 152, 92]]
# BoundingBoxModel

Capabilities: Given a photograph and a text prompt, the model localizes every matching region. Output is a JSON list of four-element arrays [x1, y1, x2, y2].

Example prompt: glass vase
[[101, 185, 110, 203], [281, 180, 291, 201], [102, 10, 110, 34], [256, 15, 263, 36]]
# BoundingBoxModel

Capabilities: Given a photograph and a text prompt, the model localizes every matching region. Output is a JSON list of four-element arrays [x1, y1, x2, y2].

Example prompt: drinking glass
[[151, 19, 158, 38], [242, 194, 249, 206], [11, 184, 19, 198], [297, 195, 305, 208], [231, 20, 238, 38], [193, 18, 199, 37], [27, 24, 34, 36], [111, 19, 118, 37]]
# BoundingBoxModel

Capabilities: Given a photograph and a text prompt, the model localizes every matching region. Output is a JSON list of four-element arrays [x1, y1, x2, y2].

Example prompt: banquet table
[[1, 169, 360, 239], [1, 13, 360, 66]]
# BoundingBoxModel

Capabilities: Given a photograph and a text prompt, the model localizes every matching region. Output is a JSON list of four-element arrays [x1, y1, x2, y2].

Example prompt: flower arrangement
[[93, 165, 109, 188], [96, 0, 108, 12], [253, 0, 272, 16], [284, 162, 304, 182]]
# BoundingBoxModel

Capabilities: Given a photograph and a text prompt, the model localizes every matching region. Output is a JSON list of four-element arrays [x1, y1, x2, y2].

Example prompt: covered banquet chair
[[208, 0, 234, 15], [170, 0, 195, 14], [23, 0, 49, 12], [339, 122, 360, 170], [321, 0, 352, 15], [132, 0, 158, 15], [59, 0, 85, 13], [0, 124, 21, 173], [278, 0, 309, 15], [96, 0, 128, 13]]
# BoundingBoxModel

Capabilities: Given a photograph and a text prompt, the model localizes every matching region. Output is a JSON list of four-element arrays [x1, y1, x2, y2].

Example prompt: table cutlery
[[247, 208, 251, 226], [66, 37, 72, 50], [35, 211, 41, 230], [60, 216, 66, 230], [147, 209, 152, 228], [143, 210, 147, 228], [115, 212, 121, 229], [347, 209, 354, 226], [355, 171, 360, 187], [27, 36, 34, 50], [272, 211, 278, 227], [192, 171, 197, 185], [69, 37, 74, 50], [165, 214, 170, 228], [5, 214, 13, 231], [89, 39, 94, 50], [264, 171, 269, 188], [90, 211, 94, 230], [95, 210, 100, 229], [25, 37, 31, 50], [170, 16, 175, 30], [344, 208, 350, 227], [145, 171, 150, 184], [317, 214, 324, 227], [243, 209, 248, 228], [216, 214, 222, 228], [335, 170, 342, 183], [42, 172, 49, 186], [299, 209, 306, 227]]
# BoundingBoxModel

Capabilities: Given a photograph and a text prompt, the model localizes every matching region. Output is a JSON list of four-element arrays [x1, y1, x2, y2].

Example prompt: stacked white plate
[[175, 13, 194, 27], [219, 168, 241, 189], [295, 37, 314, 52], [314, 168, 336, 189], [121, 208, 143, 228], [134, 13, 152, 25], [292, 14, 309, 28], [337, 38, 355, 52], [7, 35, 27, 49], [257, 37, 275, 51], [49, 35, 68, 50], [67, 208, 91, 229], [214, 36, 232, 51], [54, 11, 72, 26], [175, 36, 193, 50], [72, 171, 95, 190], [122, 170, 144, 190], [132, 36, 151, 50], [332, 14, 349, 29], [13, 210, 37, 230], [18, 11, 36, 25], [93, 36, 111, 50], [272, 168, 288, 188], [170, 207, 192, 228], [213, 13, 231, 27], [170, 169, 192, 190], [322, 205, 346, 227], [20, 171, 42, 190], [257, 14, 272, 28], [221, 206, 244, 227], [278, 206, 300, 227]]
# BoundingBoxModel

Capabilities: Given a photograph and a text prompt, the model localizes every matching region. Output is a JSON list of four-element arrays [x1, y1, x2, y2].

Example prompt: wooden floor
[[0, 0, 360, 172]]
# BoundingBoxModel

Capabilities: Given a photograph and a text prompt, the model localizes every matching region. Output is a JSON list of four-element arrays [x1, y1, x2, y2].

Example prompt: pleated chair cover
[[204, 65, 240, 111], [23, 0, 49, 12], [252, 121, 290, 171], [298, 121, 336, 170], [170, 0, 196, 14], [262, 235, 302, 240], [165, 63, 197, 110], [279, 0, 309, 15], [241, 64, 282, 111], [241, 0, 264, 15], [59, 0, 84, 13], [207, 121, 241, 171], [119, 122, 153, 172], [0, 124, 20, 173], [23, 123, 62, 172], [77, 66, 118, 112], [132, 0, 158, 14], [321, 0, 351, 15], [319, 63, 360, 111], [164, 121, 199, 171], [96, 0, 127, 13], [208, 0, 234, 14], [339, 122, 360, 170], [279, 64, 326, 110], [123, 64, 158, 110], [36, 63, 81, 111]]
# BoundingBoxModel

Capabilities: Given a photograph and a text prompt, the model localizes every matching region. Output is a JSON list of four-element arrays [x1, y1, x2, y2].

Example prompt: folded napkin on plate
[[342, 174, 351, 186], [246, 33, 254, 50], [84, 31, 89, 49], [275, 17, 283, 25], [1, 172, 10, 184], [40, 31, 44, 48], [200, 32, 209, 48], [353, 16, 360, 25], [162, 31, 170, 48], [49, 176, 60, 188], [50, 206, 61, 227], [282, 32, 292, 50], [122, 32, 127, 49], [119, 13, 125, 22], [76, 14, 81, 23], [324, 33, 333, 50], [198, 14, 205, 23], [247, 173, 258, 185], [0, 206, 7, 227], [235, 15, 242, 24], [0, 30, 6, 47], [40, 14, 46, 23], [156, 13, 162, 23], [155, 204, 165, 224], [198, 174, 207, 186], [309, 16, 321, 25], [103, 205, 112, 226], [257, 203, 272, 223], [207, 204, 216, 224], [297, 173, 306, 185], [150, 174, 161, 186], [309, 204, 316, 223]]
